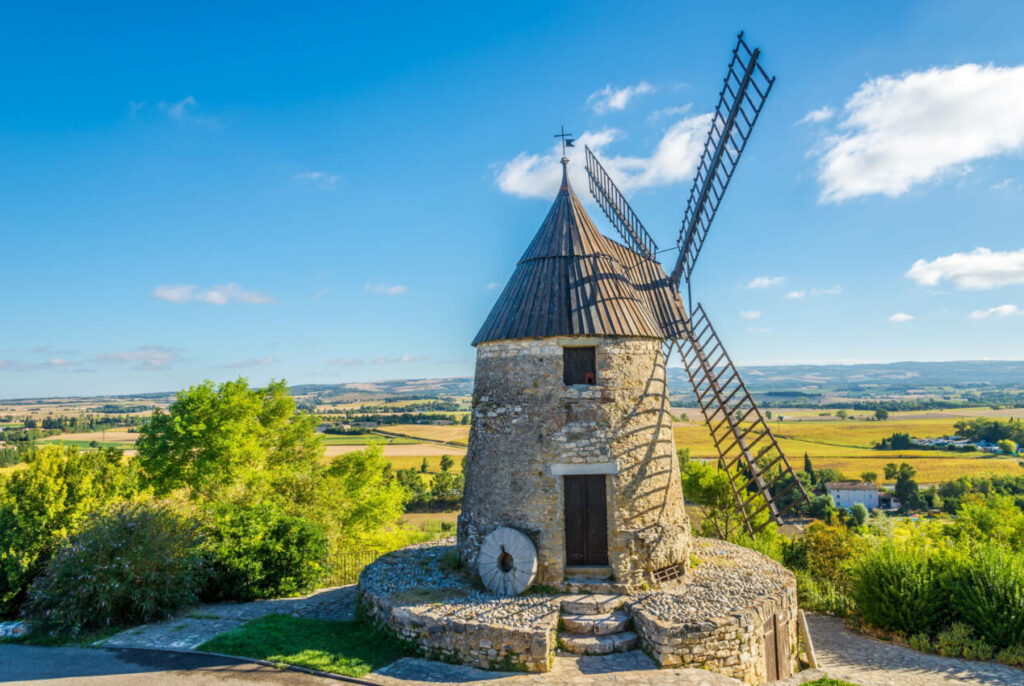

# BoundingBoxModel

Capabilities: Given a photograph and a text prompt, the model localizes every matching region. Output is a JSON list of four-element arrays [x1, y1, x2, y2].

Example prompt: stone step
[[561, 609, 631, 635], [559, 630, 638, 655], [559, 594, 625, 616], [563, 565, 612, 580]]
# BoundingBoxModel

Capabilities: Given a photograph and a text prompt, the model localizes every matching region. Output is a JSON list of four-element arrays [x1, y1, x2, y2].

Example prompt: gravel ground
[[630, 538, 792, 625], [359, 537, 560, 630]]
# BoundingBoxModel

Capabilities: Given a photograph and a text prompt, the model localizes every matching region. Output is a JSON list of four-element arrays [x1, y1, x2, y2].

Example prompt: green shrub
[[203, 503, 328, 601], [795, 570, 852, 617], [996, 644, 1024, 666], [906, 632, 933, 653], [24, 501, 204, 636], [0, 445, 139, 616], [936, 623, 994, 661], [850, 543, 946, 636], [941, 543, 1024, 648]]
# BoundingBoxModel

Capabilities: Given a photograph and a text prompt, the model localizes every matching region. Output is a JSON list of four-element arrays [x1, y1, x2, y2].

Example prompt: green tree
[[861, 471, 879, 485], [803, 453, 814, 481], [998, 439, 1018, 455], [946, 495, 1024, 549], [894, 462, 920, 512], [420, 457, 429, 473], [836, 410, 848, 420], [439, 455, 454, 472], [137, 379, 322, 500], [884, 462, 899, 481], [850, 502, 868, 526], [875, 408, 890, 421], [0, 445, 138, 615]]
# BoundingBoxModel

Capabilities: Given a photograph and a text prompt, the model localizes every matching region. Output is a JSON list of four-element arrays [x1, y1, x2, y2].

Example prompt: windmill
[[584, 32, 808, 535]]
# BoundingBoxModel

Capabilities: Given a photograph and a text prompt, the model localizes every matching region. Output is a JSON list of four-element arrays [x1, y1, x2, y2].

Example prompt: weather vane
[[554, 125, 575, 158]]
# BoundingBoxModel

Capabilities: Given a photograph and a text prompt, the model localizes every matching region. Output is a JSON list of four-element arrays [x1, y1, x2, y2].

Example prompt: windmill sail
[[585, 146, 658, 260], [674, 304, 807, 535], [670, 32, 775, 289]]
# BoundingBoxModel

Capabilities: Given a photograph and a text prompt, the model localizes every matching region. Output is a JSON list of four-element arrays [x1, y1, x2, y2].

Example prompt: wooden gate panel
[[563, 475, 608, 566]]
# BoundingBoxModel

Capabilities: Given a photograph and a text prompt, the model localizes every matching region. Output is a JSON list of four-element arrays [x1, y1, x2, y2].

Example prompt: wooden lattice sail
[[584, 32, 809, 534]]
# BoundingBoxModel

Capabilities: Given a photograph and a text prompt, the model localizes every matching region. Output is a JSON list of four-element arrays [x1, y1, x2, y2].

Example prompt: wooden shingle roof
[[473, 161, 687, 345]]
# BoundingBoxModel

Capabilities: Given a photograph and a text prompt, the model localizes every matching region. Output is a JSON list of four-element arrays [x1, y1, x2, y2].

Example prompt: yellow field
[[382, 424, 470, 445], [811, 457, 1022, 483], [38, 430, 138, 443], [674, 411, 1024, 483]]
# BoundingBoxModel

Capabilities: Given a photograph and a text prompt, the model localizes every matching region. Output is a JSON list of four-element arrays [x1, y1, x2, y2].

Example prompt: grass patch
[[198, 614, 413, 678], [804, 679, 864, 686]]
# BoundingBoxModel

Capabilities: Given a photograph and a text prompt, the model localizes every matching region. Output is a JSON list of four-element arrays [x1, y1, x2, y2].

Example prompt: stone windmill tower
[[457, 153, 692, 590]]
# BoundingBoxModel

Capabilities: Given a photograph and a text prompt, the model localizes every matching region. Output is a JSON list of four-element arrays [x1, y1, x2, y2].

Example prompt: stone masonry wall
[[457, 335, 690, 588]]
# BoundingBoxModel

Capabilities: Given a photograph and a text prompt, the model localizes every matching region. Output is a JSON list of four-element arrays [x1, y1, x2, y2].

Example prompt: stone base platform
[[359, 537, 798, 684]]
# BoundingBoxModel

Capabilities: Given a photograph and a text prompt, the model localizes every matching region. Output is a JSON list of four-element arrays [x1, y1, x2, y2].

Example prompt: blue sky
[[2, 1, 1024, 398]]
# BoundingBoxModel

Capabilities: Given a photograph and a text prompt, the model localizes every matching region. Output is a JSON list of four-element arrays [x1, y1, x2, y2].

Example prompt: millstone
[[477, 526, 537, 595]]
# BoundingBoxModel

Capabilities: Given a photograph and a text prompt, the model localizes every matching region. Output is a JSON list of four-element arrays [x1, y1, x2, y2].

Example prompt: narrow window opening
[[563, 346, 596, 385]]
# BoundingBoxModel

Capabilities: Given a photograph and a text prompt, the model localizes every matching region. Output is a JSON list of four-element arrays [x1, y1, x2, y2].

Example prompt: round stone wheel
[[477, 527, 537, 595]]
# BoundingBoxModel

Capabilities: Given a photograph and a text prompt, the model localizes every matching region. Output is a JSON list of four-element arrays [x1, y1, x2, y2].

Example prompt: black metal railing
[[322, 549, 380, 586]]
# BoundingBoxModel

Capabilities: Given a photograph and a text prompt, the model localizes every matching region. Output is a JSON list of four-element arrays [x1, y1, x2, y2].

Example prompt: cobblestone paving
[[372, 651, 826, 685], [807, 613, 1024, 686], [100, 586, 358, 651]]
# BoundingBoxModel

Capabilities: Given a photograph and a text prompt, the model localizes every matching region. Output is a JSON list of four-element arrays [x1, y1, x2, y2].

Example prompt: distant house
[[878, 491, 901, 512], [825, 481, 879, 510]]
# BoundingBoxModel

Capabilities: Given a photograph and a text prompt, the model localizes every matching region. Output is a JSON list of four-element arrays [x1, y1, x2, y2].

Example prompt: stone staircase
[[558, 594, 638, 655]]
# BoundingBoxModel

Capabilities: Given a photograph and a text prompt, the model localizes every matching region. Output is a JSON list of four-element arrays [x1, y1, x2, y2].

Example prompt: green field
[[320, 434, 419, 445]]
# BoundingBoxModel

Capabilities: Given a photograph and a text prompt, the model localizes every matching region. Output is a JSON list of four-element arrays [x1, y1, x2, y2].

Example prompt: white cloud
[[739, 310, 762, 320], [496, 116, 711, 199], [648, 104, 693, 121], [587, 82, 655, 114], [786, 286, 841, 299], [906, 248, 1024, 290], [0, 357, 84, 372], [747, 276, 784, 289], [888, 312, 914, 323], [814, 64, 1024, 202], [487, 282, 500, 290], [162, 95, 196, 119], [991, 177, 1020, 191], [96, 345, 180, 370], [370, 354, 427, 365], [328, 357, 364, 366], [969, 304, 1023, 319], [364, 283, 407, 296], [798, 106, 835, 125], [224, 356, 276, 369], [152, 283, 275, 305], [293, 170, 340, 188]]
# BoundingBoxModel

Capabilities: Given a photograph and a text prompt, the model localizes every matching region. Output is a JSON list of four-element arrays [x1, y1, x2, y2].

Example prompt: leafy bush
[[936, 623, 994, 661], [906, 632, 933, 653], [850, 543, 947, 636], [203, 503, 328, 601], [996, 643, 1024, 666], [941, 543, 1024, 648], [24, 501, 204, 636], [0, 445, 139, 616], [794, 570, 852, 617]]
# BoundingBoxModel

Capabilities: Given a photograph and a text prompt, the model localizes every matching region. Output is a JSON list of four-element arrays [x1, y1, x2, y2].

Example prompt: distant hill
[[668, 360, 1024, 392]]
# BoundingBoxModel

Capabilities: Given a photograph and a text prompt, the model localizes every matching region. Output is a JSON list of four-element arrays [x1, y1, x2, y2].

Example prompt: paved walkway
[[0, 644, 344, 685], [372, 651, 827, 685], [101, 586, 358, 651], [807, 613, 1024, 686]]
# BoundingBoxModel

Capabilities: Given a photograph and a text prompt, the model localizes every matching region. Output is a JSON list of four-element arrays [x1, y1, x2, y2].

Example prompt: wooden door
[[763, 612, 791, 680], [763, 615, 778, 681], [563, 475, 608, 566]]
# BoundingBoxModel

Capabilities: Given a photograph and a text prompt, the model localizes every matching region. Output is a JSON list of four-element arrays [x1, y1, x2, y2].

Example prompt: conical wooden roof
[[473, 160, 687, 345]]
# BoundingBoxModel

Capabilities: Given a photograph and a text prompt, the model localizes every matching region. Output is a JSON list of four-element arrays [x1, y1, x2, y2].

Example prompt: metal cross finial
[[554, 126, 575, 158]]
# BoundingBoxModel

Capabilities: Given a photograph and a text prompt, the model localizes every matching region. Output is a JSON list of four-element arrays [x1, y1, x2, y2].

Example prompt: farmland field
[[381, 424, 470, 445], [674, 409, 1024, 483]]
